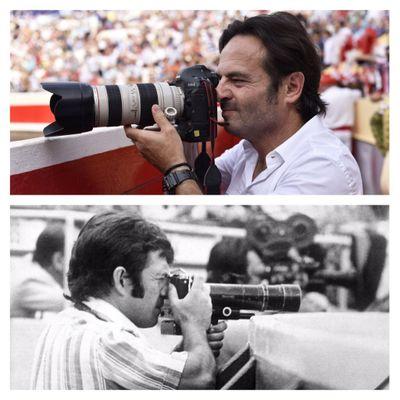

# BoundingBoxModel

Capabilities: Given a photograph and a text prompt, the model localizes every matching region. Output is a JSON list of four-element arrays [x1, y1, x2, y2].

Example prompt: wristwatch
[[162, 168, 198, 194]]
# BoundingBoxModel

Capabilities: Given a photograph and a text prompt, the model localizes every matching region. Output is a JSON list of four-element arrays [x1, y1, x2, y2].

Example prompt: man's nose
[[216, 77, 231, 101]]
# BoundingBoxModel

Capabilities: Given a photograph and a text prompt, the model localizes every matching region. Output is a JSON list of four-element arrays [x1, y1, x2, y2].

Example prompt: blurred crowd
[[12, 204, 387, 232], [10, 10, 389, 95]]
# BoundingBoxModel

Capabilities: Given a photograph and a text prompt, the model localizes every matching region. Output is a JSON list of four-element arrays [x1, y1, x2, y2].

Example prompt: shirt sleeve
[[98, 328, 188, 389]]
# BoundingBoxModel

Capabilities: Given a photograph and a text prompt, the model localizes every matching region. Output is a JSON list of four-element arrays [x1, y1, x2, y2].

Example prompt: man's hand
[[124, 104, 187, 173], [168, 277, 212, 332], [207, 321, 228, 357], [169, 278, 216, 389]]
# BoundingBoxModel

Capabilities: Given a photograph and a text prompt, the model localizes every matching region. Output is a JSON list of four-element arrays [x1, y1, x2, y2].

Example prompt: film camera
[[246, 213, 323, 289], [161, 269, 301, 335], [246, 213, 388, 310], [41, 65, 219, 142]]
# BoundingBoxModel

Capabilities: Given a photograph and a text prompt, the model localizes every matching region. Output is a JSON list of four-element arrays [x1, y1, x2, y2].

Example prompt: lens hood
[[41, 82, 95, 136]]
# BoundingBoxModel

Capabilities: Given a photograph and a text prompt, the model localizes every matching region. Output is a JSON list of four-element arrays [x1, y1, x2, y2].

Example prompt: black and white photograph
[[10, 205, 389, 390]]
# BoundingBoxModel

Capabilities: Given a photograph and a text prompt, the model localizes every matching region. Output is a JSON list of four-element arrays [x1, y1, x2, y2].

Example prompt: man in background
[[206, 237, 267, 284], [11, 223, 65, 318]]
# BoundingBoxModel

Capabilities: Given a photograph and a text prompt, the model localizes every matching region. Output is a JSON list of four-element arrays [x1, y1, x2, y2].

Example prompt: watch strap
[[163, 169, 198, 194]]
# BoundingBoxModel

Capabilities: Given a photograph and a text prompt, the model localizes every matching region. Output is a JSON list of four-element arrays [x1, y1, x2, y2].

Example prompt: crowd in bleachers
[[10, 10, 389, 95], [12, 204, 385, 231]]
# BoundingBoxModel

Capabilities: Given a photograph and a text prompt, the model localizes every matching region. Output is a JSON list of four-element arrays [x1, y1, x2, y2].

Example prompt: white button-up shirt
[[215, 115, 363, 195]]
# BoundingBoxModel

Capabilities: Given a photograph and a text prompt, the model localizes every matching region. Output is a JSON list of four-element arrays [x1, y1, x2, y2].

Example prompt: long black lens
[[42, 82, 95, 136], [209, 283, 301, 312]]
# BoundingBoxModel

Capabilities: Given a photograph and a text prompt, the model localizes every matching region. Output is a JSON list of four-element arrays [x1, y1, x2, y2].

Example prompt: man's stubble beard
[[226, 86, 280, 142]]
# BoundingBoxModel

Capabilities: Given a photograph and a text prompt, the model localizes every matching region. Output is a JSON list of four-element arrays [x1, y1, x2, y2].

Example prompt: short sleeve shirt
[[30, 298, 187, 389]]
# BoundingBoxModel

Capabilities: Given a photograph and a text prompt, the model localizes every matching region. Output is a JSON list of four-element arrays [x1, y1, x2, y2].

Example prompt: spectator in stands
[[320, 70, 362, 150], [10, 223, 66, 318], [125, 12, 362, 195], [206, 237, 267, 284], [31, 211, 226, 389]]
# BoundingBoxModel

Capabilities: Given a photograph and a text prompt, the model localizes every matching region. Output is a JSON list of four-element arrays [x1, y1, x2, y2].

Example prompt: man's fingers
[[124, 125, 144, 142], [168, 283, 179, 304], [151, 104, 173, 129], [209, 341, 224, 351], [208, 320, 228, 333], [191, 276, 208, 294], [125, 125, 162, 145], [207, 332, 225, 342]]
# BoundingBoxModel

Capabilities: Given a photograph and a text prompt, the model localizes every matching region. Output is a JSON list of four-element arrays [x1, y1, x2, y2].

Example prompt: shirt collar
[[83, 297, 144, 337], [241, 115, 323, 163], [272, 115, 323, 161]]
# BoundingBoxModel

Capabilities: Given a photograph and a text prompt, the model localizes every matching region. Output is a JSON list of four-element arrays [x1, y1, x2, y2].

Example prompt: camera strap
[[203, 159, 221, 195], [195, 79, 221, 194], [194, 138, 221, 194], [194, 142, 211, 187]]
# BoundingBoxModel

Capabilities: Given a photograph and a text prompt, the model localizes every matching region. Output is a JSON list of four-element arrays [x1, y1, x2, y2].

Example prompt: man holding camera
[[125, 12, 362, 195], [31, 211, 226, 390]]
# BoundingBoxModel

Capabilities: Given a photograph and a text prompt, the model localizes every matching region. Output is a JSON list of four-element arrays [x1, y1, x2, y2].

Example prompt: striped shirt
[[30, 298, 187, 389]]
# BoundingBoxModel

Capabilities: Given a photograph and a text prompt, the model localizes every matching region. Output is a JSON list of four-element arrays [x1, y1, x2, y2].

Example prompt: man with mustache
[[31, 211, 226, 389], [125, 12, 362, 195]]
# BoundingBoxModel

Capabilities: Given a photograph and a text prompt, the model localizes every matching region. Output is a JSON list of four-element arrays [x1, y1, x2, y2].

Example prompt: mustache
[[220, 100, 236, 111], [218, 101, 234, 126]]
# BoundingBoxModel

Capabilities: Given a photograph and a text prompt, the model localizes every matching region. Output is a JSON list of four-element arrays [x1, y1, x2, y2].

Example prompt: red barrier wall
[[10, 94, 238, 194]]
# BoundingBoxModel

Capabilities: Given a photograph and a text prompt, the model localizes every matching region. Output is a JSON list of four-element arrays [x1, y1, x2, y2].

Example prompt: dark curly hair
[[206, 237, 250, 284], [33, 223, 65, 269], [219, 12, 326, 122], [68, 211, 174, 302]]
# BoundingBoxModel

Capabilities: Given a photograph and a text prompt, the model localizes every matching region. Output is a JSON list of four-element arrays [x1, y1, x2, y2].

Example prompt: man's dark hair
[[32, 223, 65, 269], [68, 211, 174, 303], [219, 12, 326, 122], [206, 237, 250, 284]]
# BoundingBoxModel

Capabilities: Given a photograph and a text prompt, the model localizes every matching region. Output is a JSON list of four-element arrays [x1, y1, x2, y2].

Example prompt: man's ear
[[51, 251, 64, 273], [284, 72, 305, 105], [113, 266, 129, 296]]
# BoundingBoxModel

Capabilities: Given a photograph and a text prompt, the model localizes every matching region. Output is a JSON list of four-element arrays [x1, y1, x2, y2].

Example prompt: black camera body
[[41, 64, 219, 142], [245, 213, 378, 306], [246, 213, 327, 289], [170, 65, 219, 142], [161, 270, 302, 335]]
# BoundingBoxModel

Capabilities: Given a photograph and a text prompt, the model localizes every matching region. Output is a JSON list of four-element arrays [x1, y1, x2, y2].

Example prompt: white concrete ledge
[[10, 127, 133, 175]]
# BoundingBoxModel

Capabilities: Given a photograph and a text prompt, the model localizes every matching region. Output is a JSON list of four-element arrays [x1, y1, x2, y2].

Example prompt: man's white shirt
[[215, 115, 363, 195]]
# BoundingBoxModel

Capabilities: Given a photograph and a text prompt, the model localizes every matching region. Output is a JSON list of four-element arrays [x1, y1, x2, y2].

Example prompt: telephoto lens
[[41, 81, 184, 137], [209, 283, 302, 313], [168, 270, 301, 313], [162, 272, 301, 335]]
